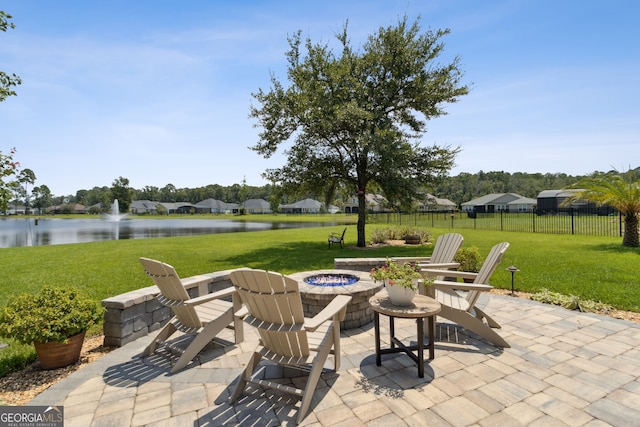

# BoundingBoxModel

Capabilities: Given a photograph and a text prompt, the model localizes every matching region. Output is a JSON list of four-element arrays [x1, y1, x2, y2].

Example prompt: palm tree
[[563, 173, 640, 247]]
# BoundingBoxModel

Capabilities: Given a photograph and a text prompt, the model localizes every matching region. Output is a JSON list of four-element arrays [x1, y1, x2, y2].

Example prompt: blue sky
[[1, 1, 639, 197]]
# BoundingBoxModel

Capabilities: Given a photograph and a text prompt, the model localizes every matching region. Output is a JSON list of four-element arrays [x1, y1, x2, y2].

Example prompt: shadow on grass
[[584, 242, 640, 254]]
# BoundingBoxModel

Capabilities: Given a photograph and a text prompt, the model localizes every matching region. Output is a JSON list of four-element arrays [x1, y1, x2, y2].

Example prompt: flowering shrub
[[370, 258, 423, 290]]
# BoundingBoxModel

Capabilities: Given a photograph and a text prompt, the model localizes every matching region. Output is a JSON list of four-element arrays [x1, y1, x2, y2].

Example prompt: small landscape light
[[506, 266, 520, 296]]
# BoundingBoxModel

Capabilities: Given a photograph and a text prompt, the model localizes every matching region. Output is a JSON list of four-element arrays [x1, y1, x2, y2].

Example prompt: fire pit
[[304, 273, 360, 287], [288, 269, 383, 329]]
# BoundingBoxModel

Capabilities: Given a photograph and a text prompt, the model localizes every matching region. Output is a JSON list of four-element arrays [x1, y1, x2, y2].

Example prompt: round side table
[[369, 292, 441, 378]]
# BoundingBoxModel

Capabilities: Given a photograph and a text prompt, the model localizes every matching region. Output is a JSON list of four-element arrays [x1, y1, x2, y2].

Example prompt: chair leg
[[170, 310, 234, 374], [297, 331, 334, 424], [331, 322, 341, 371], [439, 306, 510, 348], [230, 351, 262, 402], [473, 306, 501, 329], [141, 321, 178, 357], [232, 295, 244, 344]]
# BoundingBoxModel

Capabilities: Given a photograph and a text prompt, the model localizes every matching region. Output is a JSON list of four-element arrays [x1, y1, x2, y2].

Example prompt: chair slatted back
[[467, 242, 510, 308], [139, 257, 202, 329], [431, 233, 464, 264], [230, 269, 309, 358]]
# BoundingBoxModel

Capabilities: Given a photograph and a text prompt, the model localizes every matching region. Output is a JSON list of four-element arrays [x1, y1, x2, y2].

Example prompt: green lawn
[[1, 224, 637, 311], [1, 223, 638, 377]]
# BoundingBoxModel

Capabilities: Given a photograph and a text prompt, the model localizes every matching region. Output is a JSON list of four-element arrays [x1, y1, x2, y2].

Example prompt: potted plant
[[454, 246, 482, 282], [370, 258, 424, 305], [0, 285, 104, 369]]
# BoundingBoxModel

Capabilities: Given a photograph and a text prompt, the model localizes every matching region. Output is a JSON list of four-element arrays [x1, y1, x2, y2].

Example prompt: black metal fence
[[368, 209, 623, 237]]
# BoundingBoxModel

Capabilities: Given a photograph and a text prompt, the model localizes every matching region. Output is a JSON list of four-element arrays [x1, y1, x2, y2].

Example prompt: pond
[[0, 217, 341, 248]]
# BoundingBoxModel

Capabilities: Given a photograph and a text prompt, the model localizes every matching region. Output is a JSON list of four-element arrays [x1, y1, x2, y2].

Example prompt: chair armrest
[[419, 262, 460, 270], [235, 306, 249, 318], [422, 268, 477, 281], [432, 279, 493, 292], [304, 295, 352, 331], [184, 287, 236, 306]]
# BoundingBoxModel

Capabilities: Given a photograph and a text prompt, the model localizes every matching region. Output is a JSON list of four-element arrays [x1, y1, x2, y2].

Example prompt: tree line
[[11, 169, 638, 215]]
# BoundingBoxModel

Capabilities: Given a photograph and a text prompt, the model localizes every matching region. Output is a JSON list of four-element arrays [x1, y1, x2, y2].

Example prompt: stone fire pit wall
[[287, 269, 383, 330], [101, 269, 241, 347]]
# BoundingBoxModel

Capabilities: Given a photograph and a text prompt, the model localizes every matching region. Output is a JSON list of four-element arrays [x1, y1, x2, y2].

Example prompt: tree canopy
[[249, 16, 468, 246], [0, 11, 22, 212], [0, 11, 21, 102]]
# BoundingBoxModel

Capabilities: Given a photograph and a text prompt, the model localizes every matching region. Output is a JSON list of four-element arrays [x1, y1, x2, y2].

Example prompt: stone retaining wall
[[101, 259, 432, 347], [101, 269, 239, 347]]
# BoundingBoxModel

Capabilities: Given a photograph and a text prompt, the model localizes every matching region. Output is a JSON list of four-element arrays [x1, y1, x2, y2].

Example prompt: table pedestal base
[[374, 313, 436, 378]]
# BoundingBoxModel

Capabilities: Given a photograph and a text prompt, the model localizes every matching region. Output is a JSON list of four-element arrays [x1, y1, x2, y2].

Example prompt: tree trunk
[[357, 193, 367, 247], [622, 213, 639, 247]]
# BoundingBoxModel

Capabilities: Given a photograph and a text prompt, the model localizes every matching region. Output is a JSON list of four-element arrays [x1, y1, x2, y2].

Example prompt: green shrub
[[530, 288, 613, 314], [370, 227, 392, 244], [0, 339, 36, 377], [0, 285, 104, 344], [369, 226, 431, 244], [454, 246, 482, 273]]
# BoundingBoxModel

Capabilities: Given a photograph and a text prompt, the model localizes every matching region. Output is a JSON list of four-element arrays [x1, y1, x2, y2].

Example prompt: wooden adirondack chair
[[389, 233, 464, 272], [421, 242, 510, 348], [229, 269, 352, 424], [416, 232, 464, 269], [139, 258, 244, 373]]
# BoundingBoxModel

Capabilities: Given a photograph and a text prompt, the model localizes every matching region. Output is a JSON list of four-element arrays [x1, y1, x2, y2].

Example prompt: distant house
[[417, 194, 457, 212], [130, 200, 160, 214], [506, 195, 537, 212], [280, 198, 322, 214], [49, 203, 86, 214], [536, 189, 614, 215], [156, 202, 197, 214], [343, 194, 389, 214], [241, 199, 272, 214], [461, 193, 535, 213], [5, 205, 27, 215], [195, 198, 238, 214]]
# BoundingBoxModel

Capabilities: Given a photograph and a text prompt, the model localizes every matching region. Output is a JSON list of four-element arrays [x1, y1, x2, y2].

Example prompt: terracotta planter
[[34, 331, 86, 370], [385, 281, 416, 306]]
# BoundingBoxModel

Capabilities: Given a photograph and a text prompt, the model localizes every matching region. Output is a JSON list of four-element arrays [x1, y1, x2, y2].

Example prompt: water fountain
[[104, 199, 128, 222]]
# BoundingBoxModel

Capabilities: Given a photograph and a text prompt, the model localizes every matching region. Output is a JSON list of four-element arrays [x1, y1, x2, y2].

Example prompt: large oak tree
[[249, 16, 468, 246]]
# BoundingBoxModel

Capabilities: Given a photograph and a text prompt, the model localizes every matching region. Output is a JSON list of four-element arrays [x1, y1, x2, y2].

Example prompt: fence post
[[571, 208, 575, 235], [532, 209, 536, 233], [620, 212, 623, 237]]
